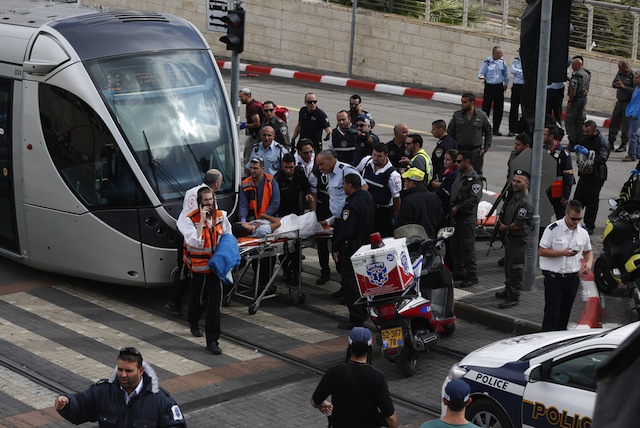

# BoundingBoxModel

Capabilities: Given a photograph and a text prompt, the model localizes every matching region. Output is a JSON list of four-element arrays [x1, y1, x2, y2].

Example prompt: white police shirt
[[539, 219, 591, 274]]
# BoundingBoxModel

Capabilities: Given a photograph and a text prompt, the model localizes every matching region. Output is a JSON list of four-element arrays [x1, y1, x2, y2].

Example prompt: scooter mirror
[[608, 198, 618, 208], [437, 227, 455, 239]]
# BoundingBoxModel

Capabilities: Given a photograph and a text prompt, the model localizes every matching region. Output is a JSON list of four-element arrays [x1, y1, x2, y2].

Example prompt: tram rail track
[[0, 276, 465, 421]]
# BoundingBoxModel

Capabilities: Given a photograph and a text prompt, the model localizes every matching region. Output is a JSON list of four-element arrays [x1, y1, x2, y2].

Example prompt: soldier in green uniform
[[495, 169, 534, 308], [449, 150, 483, 288]]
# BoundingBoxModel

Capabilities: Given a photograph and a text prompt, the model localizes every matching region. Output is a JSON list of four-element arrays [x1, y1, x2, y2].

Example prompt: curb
[[217, 59, 612, 129], [454, 301, 542, 336]]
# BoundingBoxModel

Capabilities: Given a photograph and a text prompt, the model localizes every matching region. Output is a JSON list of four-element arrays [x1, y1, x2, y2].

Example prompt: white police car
[[443, 322, 639, 428]]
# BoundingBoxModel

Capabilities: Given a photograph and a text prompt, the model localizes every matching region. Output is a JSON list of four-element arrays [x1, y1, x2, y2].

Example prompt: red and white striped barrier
[[216, 60, 611, 128]]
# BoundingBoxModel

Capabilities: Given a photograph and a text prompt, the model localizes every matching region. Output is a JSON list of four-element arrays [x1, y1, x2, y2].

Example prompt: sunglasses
[[455, 159, 464, 164], [356, 124, 366, 128], [119, 347, 142, 358], [570, 217, 583, 221], [263, 108, 274, 112], [306, 100, 318, 104]]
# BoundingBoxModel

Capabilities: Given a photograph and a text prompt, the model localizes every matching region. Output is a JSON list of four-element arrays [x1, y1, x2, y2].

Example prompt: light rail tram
[[0, 1, 239, 286]]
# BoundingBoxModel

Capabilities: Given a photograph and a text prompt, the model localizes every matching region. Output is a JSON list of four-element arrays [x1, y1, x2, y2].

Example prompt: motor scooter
[[356, 225, 456, 377], [594, 199, 640, 322]]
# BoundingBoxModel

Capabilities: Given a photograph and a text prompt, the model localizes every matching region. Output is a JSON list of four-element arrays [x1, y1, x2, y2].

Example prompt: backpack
[[274, 105, 289, 123]]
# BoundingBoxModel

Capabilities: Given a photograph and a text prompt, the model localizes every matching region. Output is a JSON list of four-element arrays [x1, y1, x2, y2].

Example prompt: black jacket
[[397, 184, 442, 239], [58, 362, 187, 428]]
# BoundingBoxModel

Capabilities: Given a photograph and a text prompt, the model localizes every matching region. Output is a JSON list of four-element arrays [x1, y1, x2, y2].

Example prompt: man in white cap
[[311, 327, 398, 428], [420, 379, 477, 427]]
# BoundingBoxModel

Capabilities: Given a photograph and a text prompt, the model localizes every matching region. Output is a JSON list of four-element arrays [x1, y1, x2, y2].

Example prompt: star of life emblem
[[472, 183, 481, 194], [366, 261, 389, 287], [518, 208, 528, 217], [342, 209, 350, 221]]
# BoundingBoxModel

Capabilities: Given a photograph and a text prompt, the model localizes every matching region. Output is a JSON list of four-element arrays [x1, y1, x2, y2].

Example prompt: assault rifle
[[486, 181, 511, 256]]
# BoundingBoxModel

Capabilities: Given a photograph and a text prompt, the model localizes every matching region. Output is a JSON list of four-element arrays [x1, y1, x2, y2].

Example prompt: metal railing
[[329, 0, 640, 60]]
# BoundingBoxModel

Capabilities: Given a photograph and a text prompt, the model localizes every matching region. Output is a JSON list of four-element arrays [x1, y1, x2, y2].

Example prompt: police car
[[443, 322, 639, 428]]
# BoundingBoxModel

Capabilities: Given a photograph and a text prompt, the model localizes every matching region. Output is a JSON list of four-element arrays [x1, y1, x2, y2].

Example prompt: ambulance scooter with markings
[[352, 226, 456, 377]]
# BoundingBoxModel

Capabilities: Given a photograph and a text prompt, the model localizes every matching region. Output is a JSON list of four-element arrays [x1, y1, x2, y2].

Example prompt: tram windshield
[[87, 51, 235, 202]]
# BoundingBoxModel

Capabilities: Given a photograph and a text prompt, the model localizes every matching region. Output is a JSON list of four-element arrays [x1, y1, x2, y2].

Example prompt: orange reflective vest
[[241, 174, 273, 220], [183, 209, 224, 274]]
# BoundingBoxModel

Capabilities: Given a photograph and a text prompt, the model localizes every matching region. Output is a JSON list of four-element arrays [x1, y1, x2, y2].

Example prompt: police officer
[[447, 92, 492, 175], [543, 124, 574, 220], [478, 46, 509, 135], [495, 169, 533, 308], [356, 143, 402, 238], [449, 150, 483, 288], [332, 173, 374, 330], [539, 200, 593, 331], [329, 110, 359, 165], [313, 150, 366, 290], [246, 126, 288, 176]]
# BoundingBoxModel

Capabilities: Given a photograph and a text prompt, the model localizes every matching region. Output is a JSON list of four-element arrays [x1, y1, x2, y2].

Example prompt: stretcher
[[222, 230, 304, 315]]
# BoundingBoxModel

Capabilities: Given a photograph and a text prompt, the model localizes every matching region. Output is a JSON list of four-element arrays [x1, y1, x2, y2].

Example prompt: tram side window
[[39, 84, 150, 209]]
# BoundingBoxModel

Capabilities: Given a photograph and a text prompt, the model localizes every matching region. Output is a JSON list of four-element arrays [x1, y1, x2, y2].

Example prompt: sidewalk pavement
[[216, 59, 613, 129], [456, 226, 630, 335]]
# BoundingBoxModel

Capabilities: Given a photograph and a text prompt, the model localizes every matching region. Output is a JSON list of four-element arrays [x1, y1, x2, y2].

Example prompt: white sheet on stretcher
[[275, 212, 326, 238]]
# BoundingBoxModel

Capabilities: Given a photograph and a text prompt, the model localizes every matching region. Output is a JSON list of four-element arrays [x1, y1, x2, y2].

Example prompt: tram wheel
[[248, 304, 258, 315]]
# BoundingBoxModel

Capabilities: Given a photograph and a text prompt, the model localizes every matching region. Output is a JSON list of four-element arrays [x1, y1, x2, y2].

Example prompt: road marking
[[55, 285, 261, 363], [0, 365, 57, 409]]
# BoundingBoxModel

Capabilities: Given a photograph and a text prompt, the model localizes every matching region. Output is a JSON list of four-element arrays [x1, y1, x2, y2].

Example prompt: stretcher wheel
[[248, 304, 258, 315], [222, 294, 231, 307], [297, 293, 306, 303]]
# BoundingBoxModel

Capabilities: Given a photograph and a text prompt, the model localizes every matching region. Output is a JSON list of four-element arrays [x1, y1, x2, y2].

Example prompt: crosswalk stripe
[[0, 314, 112, 383], [222, 304, 339, 343], [0, 366, 57, 409], [54, 285, 262, 362], [1, 291, 211, 376]]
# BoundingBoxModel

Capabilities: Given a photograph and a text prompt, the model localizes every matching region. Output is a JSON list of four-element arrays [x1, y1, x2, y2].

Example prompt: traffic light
[[219, 9, 245, 54]]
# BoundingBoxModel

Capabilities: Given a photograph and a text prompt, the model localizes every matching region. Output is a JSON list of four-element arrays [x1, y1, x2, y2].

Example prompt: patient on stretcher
[[232, 212, 329, 239]]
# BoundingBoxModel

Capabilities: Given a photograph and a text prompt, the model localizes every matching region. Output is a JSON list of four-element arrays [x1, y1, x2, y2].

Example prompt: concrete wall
[[95, 0, 629, 115]]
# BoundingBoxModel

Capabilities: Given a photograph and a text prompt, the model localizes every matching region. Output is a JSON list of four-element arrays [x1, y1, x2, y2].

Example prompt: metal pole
[[230, 0, 240, 121], [348, 0, 357, 77], [523, 0, 552, 291]]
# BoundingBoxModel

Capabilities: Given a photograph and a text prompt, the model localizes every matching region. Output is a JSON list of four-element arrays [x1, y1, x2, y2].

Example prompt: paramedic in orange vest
[[238, 156, 280, 288], [543, 125, 574, 220], [238, 156, 281, 222], [177, 187, 232, 355]]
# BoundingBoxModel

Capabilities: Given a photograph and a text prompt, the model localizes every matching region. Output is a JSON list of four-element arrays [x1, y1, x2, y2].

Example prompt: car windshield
[[519, 329, 613, 361], [86, 51, 235, 202]]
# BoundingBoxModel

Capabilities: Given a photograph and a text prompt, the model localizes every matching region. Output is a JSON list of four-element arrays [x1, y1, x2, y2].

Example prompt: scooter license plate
[[381, 327, 404, 350]]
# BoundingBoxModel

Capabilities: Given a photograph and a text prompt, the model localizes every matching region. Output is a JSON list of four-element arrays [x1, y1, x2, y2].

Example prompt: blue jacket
[[58, 362, 186, 427], [208, 233, 240, 285]]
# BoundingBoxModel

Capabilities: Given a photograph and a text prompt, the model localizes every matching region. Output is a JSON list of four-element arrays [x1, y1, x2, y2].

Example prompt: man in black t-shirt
[[292, 92, 331, 153], [311, 327, 398, 428]]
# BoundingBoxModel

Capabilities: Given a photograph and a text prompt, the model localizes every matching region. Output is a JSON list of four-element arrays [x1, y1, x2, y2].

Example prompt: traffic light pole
[[230, 51, 240, 121], [523, 0, 552, 291]]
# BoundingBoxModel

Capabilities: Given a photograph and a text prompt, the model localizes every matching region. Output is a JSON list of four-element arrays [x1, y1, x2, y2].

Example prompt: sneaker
[[207, 342, 222, 355], [316, 273, 331, 285], [190, 326, 203, 338], [507, 132, 516, 137], [499, 299, 520, 309], [615, 145, 627, 153], [495, 289, 507, 299], [622, 155, 635, 162], [460, 278, 478, 288], [165, 301, 183, 316], [493, 131, 503, 136]]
